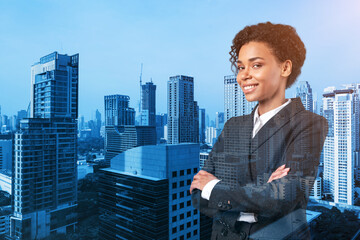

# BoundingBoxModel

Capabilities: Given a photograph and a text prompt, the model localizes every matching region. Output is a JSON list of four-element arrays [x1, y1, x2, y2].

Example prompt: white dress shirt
[[201, 99, 291, 223]]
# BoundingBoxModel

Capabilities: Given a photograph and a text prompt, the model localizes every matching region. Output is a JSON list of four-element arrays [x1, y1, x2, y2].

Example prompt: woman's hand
[[190, 170, 218, 194], [267, 164, 290, 183]]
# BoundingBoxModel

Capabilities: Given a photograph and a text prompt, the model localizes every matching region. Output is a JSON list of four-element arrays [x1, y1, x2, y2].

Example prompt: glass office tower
[[11, 52, 79, 239]]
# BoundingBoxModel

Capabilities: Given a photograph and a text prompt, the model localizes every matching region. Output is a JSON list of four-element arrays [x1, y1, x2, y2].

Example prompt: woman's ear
[[281, 60, 292, 78]]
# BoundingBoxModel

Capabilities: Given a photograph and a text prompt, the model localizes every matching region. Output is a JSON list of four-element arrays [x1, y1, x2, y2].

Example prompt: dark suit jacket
[[192, 97, 328, 240]]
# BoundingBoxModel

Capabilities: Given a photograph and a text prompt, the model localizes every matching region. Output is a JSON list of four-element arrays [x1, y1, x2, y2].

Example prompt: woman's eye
[[237, 66, 245, 70], [253, 64, 262, 68]]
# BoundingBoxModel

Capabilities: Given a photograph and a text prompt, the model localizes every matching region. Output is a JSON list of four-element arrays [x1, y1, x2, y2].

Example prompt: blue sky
[[0, 0, 359, 121]]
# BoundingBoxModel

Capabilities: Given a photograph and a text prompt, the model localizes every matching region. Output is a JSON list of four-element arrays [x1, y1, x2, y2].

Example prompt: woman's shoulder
[[226, 114, 252, 124]]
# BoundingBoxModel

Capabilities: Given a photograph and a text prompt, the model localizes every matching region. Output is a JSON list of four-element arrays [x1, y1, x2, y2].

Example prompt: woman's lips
[[242, 84, 258, 94]]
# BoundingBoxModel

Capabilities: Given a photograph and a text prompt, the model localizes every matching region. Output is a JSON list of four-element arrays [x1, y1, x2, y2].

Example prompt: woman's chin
[[245, 95, 258, 103]]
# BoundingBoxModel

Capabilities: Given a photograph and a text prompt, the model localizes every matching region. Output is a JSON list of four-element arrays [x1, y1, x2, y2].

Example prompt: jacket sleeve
[[207, 114, 329, 228], [191, 117, 230, 218]]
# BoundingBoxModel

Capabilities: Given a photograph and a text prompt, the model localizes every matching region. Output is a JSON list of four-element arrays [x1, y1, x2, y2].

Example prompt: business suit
[[192, 97, 328, 240]]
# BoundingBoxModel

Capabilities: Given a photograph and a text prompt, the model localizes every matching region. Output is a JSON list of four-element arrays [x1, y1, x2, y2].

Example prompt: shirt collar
[[253, 98, 292, 126]]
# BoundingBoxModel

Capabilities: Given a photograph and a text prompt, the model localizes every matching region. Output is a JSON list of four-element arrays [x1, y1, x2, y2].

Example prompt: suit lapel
[[249, 97, 305, 154]]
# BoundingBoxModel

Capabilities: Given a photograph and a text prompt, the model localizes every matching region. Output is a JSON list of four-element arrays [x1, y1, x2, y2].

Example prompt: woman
[[190, 22, 328, 240]]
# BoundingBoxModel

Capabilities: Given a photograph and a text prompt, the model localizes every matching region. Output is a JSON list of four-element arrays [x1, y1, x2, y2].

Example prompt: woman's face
[[236, 41, 288, 105]]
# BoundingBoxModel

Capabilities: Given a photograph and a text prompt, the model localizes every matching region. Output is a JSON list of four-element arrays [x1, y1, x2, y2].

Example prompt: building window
[[172, 204, 177, 211], [193, 209, 198, 214], [180, 170, 185, 176], [187, 169, 191, 175], [187, 222, 191, 228], [180, 236, 184, 240], [172, 182, 177, 189], [180, 181, 184, 187], [187, 211, 191, 217], [187, 200, 191, 206], [180, 224, 184, 231], [180, 213, 184, 220], [187, 232, 191, 239], [180, 202, 184, 209], [187, 190, 191, 196], [187, 179, 191, 185], [193, 168, 198, 173], [172, 171, 177, 177], [172, 193, 177, 200], [180, 192, 184, 198], [194, 229, 198, 235], [172, 216, 177, 222], [172, 227, 177, 234], [194, 219, 198, 225]]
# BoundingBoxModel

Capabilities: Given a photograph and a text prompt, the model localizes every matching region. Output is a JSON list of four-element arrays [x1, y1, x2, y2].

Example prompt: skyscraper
[[16, 110, 27, 130], [99, 143, 200, 240], [224, 75, 256, 122], [104, 95, 135, 126], [296, 81, 313, 112], [322, 84, 360, 205], [167, 75, 199, 144], [11, 52, 78, 239], [199, 109, 206, 144], [0, 135, 12, 172], [156, 113, 167, 143], [141, 81, 156, 126], [104, 94, 155, 165], [95, 109, 102, 138]]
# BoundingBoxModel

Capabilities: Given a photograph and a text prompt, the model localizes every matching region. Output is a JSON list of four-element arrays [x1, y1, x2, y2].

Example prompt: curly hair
[[229, 22, 306, 89]]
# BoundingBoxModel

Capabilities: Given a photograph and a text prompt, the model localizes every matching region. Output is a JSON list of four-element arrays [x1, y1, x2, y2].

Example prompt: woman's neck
[[258, 98, 288, 116]]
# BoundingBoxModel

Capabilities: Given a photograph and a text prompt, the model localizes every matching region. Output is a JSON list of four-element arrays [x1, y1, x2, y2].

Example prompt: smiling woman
[[191, 22, 328, 240], [236, 41, 291, 115]]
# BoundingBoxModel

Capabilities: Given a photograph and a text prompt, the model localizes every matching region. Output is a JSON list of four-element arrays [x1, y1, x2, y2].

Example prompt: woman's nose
[[239, 67, 251, 81], [237, 68, 251, 81]]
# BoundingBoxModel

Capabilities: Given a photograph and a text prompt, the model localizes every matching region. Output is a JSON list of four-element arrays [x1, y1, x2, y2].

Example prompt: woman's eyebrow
[[237, 57, 265, 64]]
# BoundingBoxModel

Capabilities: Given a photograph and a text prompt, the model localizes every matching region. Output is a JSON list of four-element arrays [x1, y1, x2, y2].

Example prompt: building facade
[[296, 81, 313, 112], [104, 95, 135, 126], [198, 109, 205, 144], [99, 144, 200, 240], [322, 85, 360, 205], [141, 81, 156, 126], [224, 75, 256, 122], [11, 52, 78, 239], [0, 135, 12, 172], [104, 125, 156, 165], [167, 75, 199, 144]]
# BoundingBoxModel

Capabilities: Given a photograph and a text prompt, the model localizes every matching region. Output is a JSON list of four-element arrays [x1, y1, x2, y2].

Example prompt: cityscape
[[1, 1, 360, 240], [0, 50, 359, 239]]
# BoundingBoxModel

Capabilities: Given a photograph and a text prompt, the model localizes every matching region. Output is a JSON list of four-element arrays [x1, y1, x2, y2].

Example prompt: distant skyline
[[1, 0, 360, 120]]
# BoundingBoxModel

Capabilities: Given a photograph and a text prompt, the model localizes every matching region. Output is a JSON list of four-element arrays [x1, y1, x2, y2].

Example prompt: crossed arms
[[190, 114, 328, 230]]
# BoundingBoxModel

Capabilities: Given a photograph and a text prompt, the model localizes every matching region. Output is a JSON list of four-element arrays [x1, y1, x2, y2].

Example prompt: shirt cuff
[[237, 212, 258, 223], [201, 179, 221, 200]]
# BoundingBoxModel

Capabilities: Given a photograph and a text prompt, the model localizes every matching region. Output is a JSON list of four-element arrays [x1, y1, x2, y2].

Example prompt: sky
[[0, 0, 360, 121]]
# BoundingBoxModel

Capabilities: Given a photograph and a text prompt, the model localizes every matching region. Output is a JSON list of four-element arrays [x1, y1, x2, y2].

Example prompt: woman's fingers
[[267, 167, 290, 183]]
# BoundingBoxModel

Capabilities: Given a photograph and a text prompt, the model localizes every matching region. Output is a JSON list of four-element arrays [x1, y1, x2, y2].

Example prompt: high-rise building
[[104, 125, 156, 165], [0, 135, 12, 172], [296, 81, 313, 112], [199, 109, 206, 144], [156, 113, 167, 143], [322, 85, 360, 205], [95, 109, 102, 138], [104, 94, 155, 166], [205, 127, 217, 146], [224, 75, 256, 122], [104, 95, 135, 126], [11, 52, 78, 239], [167, 75, 199, 144], [141, 81, 156, 126], [16, 110, 27, 130], [99, 143, 200, 240]]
